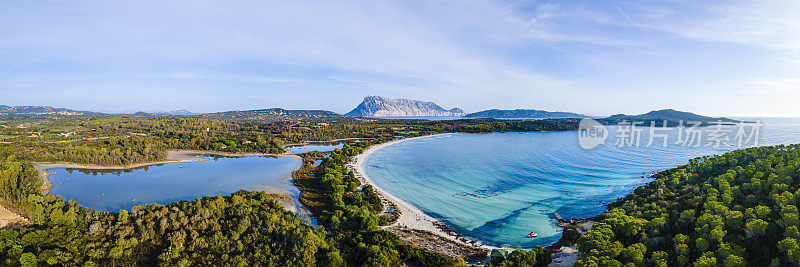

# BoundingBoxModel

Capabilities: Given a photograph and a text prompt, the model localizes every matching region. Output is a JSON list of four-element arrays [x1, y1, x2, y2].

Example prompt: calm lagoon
[[47, 155, 305, 214]]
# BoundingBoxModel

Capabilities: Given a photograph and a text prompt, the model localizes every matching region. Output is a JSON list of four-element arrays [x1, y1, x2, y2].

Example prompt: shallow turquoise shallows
[[48, 155, 302, 213], [362, 118, 800, 248]]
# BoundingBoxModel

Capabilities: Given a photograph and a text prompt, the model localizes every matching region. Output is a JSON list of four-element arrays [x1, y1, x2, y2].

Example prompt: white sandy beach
[[353, 134, 498, 250]]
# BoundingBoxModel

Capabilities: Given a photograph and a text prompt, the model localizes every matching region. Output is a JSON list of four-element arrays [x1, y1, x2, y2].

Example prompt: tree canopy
[[576, 144, 800, 266]]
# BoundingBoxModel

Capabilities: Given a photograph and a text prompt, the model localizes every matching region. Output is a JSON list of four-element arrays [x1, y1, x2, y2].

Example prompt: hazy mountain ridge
[[192, 108, 348, 121], [464, 109, 588, 119], [345, 96, 464, 117], [122, 110, 196, 117], [0, 105, 89, 115], [166, 110, 195, 116], [1, 104, 738, 124]]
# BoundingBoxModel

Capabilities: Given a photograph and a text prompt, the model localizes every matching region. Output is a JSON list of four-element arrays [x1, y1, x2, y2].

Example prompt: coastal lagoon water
[[48, 155, 304, 213], [363, 118, 800, 247], [287, 143, 345, 153]]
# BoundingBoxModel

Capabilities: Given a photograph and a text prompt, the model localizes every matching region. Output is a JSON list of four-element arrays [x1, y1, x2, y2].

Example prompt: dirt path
[[0, 204, 27, 229]]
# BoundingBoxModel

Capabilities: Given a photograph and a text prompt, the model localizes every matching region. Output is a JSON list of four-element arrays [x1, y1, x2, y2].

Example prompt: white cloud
[[1, 0, 799, 116], [618, 0, 800, 53], [748, 78, 800, 95], [0, 0, 582, 112]]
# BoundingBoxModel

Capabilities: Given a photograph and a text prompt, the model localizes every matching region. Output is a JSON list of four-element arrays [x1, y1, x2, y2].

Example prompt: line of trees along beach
[[294, 141, 464, 266], [576, 144, 800, 266]]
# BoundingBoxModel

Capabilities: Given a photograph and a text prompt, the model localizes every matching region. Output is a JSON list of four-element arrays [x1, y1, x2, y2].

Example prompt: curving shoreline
[[34, 150, 301, 192], [352, 134, 499, 250]]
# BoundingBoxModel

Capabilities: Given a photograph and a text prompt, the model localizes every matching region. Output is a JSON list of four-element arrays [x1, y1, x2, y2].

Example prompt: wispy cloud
[[0, 0, 798, 116], [610, 0, 800, 53], [0, 0, 581, 112]]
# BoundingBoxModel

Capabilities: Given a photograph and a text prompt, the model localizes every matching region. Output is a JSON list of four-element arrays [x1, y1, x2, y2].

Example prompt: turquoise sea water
[[48, 155, 303, 213], [362, 118, 800, 247]]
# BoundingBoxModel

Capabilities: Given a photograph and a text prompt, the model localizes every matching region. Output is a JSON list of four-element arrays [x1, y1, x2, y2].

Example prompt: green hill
[[0, 105, 103, 120], [599, 109, 738, 126]]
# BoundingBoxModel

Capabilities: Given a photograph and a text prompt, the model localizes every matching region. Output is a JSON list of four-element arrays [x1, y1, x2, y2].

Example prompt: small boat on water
[[527, 230, 538, 238]]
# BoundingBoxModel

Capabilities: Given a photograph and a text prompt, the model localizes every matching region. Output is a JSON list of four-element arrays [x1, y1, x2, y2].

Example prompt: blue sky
[[1, 0, 799, 116]]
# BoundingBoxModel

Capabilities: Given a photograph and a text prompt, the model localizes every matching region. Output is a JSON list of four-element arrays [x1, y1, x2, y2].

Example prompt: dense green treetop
[[576, 144, 800, 266]]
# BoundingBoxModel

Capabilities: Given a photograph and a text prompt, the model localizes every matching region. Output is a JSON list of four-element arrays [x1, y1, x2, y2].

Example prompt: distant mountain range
[[345, 96, 464, 117], [123, 110, 196, 117], [157, 110, 195, 116], [0, 105, 345, 121], [464, 109, 588, 119], [0, 105, 90, 116], [2, 100, 738, 124], [0, 105, 105, 120]]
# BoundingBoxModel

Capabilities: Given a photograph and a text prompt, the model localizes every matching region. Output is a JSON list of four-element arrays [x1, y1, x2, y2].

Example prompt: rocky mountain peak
[[345, 96, 464, 117]]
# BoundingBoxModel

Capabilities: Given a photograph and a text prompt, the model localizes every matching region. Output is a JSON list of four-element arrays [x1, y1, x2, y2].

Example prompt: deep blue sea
[[362, 118, 800, 247], [48, 156, 303, 213]]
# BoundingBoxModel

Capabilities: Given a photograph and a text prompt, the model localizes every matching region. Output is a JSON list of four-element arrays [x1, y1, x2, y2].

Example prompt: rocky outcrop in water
[[345, 96, 464, 117]]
